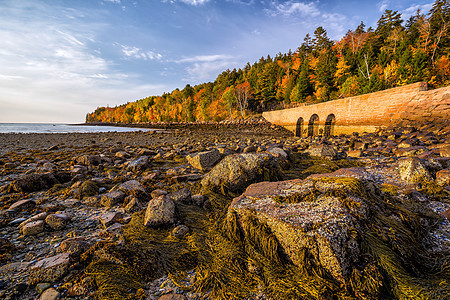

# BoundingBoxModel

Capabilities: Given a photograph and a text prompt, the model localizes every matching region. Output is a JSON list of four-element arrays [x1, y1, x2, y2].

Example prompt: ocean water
[[0, 123, 153, 134]]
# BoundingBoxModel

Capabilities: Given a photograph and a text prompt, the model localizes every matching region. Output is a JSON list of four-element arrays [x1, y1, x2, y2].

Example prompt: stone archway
[[295, 117, 303, 137], [324, 114, 336, 137], [308, 114, 319, 137]]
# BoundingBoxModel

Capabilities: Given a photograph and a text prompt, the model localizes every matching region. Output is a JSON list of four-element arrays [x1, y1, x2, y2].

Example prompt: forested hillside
[[86, 0, 449, 123]]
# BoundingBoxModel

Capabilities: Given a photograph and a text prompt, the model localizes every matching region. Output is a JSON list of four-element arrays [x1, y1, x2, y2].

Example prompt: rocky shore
[[0, 122, 449, 300]]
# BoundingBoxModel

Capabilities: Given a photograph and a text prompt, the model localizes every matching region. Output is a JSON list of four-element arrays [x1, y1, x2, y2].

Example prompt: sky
[[0, 0, 434, 123]]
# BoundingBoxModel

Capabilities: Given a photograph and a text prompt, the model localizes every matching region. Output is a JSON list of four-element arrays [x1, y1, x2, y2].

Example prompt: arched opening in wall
[[308, 114, 319, 137], [324, 114, 336, 137], [295, 117, 303, 137]]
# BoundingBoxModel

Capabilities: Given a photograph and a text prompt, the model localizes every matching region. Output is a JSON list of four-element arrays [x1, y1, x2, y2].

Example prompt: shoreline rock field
[[0, 122, 448, 299]]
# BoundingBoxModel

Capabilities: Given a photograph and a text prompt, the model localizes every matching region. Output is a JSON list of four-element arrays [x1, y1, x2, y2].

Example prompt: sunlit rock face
[[229, 168, 377, 282]]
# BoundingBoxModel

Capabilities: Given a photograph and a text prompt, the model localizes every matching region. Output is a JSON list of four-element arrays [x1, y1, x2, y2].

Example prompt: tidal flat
[[0, 122, 449, 300]]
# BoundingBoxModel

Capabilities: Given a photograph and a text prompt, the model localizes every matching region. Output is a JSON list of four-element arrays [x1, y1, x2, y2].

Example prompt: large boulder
[[229, 174, 369, 282], [8, 173, 56, 193], [201, 153, 282, 193]]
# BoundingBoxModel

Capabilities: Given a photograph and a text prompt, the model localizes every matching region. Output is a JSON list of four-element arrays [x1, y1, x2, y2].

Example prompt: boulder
[[29, 252, 70, 283], [186, 149, 221, 171], [144, 195, 175, 227], [201, 153, 282, 194], [229, 174, 368, 282], [100, 191, 126, 207], [398, 157, 433, 184], [60, 237, 90, 257]]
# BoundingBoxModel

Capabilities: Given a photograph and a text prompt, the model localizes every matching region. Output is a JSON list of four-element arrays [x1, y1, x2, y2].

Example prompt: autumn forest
[[86, 0, 450, 124]]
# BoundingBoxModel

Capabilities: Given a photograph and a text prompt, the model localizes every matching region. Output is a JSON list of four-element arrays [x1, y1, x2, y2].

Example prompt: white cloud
[[378, 0, 390, 13], [162, 0, 210, 5], [118, 44, 163, 60], [177, 54, 234, 63], [267, 1, 320, 17], [401, 2, 433, 20], [178, 54, 237, 81], [0, 1, 168, 123], [180, 0, 210, 5]]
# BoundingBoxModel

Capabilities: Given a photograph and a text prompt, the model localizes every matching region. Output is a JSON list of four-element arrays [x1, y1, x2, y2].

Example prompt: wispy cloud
[[266, 1, 320, 17], [401, 2, 433, 20], [177, 54, 234, 63], [118, 44, 163, 60], [377, 0, 390, 13], [0, 0, 168, 122], [178, 54, 237, 81], [162, 0, 210, 5]]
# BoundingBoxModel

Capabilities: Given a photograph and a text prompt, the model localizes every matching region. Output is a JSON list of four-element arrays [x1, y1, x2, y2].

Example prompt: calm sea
[[0, 123, 153, 134]]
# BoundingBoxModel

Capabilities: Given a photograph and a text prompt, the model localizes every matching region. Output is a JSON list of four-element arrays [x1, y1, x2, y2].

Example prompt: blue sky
[[0, 0, 434, 123]]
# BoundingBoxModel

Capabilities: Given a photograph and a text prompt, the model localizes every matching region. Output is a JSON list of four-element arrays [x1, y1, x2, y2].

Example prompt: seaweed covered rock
[[8, 173, 57, 193], [201, 153, 282, 194], [398, 157, 432, 184], [224, 168, 448, 299]]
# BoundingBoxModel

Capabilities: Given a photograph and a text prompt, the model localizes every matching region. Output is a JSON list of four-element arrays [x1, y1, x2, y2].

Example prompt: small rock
[[158, 294, 187, 300], [7, 199, 36, 212], [119, 180, 146, 197], [39, 287, 60, 300], [29, 252, 70, 284], [127, 156, 149, 172], [21, 220, 45, 236], [100, 191, 126, 207], [45, 213, 69, 231], [442, 209, 450, 219], [36, 282, 52, 294], [144, 195, 175, 227], [100, 211, 123, 227], [191, 194, 206, 206], [170, 188, 192, 204], [172, 225, 189, 239], [151, 189, 168, 198], [436, 169, 450, 186], [60, 237, 90, 257], [186, 149, 221, 171], [398, 157, 433, 184], [347, 150, 363, 158], [306, 144, 338, 160]]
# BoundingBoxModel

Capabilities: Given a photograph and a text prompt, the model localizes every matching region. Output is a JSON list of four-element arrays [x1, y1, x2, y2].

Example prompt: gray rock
[[29, 252, 70, 284], [151, 189, 168, 198], [8, 199, 36, 212], [186, 149, 221, 171], [127, 156, 149, 172], [170, 188, 192, 204], [74, 155, 101, 166], [60, 237, 90, 257], [100, 211, 123, 227], [21, 220, 45, 236], [118, 180, 146, 197], [191, 194, 206, 206], [100, 191, 126, 207], [201, 153, 282, 193], [172, 225, 189, 238], [38, 287, 60, 300], [305, 144, 338, 160], [144, 195, 175, 227]]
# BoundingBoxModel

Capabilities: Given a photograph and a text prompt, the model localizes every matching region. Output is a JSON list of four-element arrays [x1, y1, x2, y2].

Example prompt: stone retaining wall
[[262, 82, 450, 136]]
